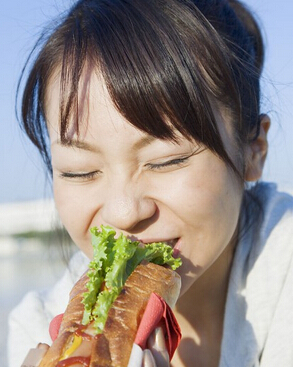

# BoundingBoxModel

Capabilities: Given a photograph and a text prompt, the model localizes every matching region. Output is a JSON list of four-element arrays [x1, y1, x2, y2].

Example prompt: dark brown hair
[[18, 0, 264, 178]]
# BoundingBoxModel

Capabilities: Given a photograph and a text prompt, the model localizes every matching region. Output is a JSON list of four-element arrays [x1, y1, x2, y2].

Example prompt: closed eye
[[145, 146, 205, 171], [59, 170, 101, 181], [146, 156, 190, 171]]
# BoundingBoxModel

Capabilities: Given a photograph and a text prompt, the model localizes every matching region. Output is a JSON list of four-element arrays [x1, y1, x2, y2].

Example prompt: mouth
[[171, 238, 181, 258], [140, 238, 181, 257], [165, 238, 178, 248]]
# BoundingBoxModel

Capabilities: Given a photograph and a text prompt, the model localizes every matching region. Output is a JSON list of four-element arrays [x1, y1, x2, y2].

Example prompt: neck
[[176, 239, 235, 322], [172, 239, 236, 367]]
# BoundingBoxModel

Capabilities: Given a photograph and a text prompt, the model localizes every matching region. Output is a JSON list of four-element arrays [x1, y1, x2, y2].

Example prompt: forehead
[[45, 66, 112, 139], [46, 67, 173, 155]]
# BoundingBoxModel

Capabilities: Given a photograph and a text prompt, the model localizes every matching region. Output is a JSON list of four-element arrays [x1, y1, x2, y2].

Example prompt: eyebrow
[[132, 135, 156, 150], [51, 139, 101, 153], [51, 135, 156, 152]]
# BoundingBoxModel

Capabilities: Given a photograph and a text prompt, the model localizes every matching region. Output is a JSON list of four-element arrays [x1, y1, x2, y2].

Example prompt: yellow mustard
[[59, 334, 83, 360]]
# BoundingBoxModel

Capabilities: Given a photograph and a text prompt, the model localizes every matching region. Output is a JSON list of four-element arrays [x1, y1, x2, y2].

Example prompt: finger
[[21, 346, 48, 367], [147, 327, 170, 367], [127, 343, 144, 367], [37, 343, 50, 351], [142, 349, 157, 367]]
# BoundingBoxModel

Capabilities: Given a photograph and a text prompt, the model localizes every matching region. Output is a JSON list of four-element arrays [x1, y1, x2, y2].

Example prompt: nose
[[99, 180, 157, 232]]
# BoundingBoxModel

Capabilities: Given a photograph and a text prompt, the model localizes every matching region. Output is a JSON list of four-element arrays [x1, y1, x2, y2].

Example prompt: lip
[[140, 238, 178, 245], [172, 238, 182, 258], [140, 238, 181, 257]]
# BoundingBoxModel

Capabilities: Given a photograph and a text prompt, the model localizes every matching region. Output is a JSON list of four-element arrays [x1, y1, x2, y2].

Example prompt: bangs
[[58, 0, 239, 165]]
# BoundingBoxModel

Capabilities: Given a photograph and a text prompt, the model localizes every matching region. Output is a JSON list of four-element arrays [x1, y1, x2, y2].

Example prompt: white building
[[0, 199, 60, 256]]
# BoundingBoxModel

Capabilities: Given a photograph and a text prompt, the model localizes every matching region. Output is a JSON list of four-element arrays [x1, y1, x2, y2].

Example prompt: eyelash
[[59, 171, 100, 180], [146, 156, 190, 170], [59, 155, 192, 180]]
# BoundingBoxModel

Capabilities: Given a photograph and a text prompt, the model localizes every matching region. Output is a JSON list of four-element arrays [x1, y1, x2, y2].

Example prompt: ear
[[245, 114, 270, 182]]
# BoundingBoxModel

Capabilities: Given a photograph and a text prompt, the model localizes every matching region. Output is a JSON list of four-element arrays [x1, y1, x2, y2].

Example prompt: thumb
[[143, 349, 157, 367], [147, 327, 170, 367]]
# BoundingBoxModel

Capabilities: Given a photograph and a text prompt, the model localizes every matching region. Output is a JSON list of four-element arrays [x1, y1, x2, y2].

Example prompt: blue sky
[[1, 0, 293, 204]]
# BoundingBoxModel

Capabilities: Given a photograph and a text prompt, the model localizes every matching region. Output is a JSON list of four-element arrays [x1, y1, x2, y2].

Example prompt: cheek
[[175, 159, 243, 224], [173, 165, 242, 289], [170, 157, 243, 269], [53, 181, 94, 257]]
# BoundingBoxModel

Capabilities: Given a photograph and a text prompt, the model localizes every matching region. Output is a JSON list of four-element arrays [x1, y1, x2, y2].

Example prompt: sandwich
[[38, 225, 182, 367]]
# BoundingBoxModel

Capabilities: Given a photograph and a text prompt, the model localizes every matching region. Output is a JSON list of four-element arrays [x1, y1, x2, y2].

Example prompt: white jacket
[[8, 183, 293, 367], [220, 183, 293, 366]]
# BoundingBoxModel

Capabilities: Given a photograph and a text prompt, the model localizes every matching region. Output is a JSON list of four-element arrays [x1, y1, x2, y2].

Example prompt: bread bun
[[39, 262, 181, 367]]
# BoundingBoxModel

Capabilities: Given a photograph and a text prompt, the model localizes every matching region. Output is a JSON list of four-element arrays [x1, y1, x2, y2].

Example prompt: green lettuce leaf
[[82, 225, 181, 333], [81, 226, 116, 325]]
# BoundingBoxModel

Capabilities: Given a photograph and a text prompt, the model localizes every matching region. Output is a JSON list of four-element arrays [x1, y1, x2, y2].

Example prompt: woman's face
[[46, 70, 244, 296]]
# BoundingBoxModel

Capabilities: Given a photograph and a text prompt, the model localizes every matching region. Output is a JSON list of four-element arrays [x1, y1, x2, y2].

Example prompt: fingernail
[[143, 349, 156, 367], [148, 327, 167, 352], [37, 343, 49, 351], [155, 327, 167, 351]]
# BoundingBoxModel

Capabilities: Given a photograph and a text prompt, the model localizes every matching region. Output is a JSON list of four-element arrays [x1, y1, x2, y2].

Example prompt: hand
[[142, 327, 170, 367], [20, 343, 49, 367]]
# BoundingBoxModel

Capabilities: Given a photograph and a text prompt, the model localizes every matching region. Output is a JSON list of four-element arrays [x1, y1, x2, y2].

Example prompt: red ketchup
[[75, 325, 94, 341], [52, 317, 96, 365], [55, 356, 90, 367]]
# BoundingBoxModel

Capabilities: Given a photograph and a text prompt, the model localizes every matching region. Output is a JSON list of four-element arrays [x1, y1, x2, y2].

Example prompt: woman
[[9, 0, 293, 366]]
